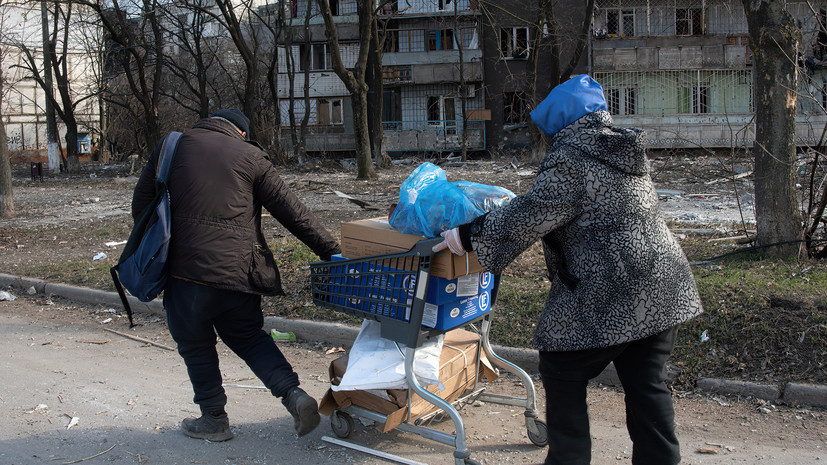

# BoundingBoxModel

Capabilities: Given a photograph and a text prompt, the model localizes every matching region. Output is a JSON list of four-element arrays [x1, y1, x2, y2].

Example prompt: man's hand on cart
[[432, 228, 465, 255]]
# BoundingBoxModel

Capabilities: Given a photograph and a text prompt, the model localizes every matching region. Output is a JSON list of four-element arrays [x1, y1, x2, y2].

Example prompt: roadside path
[[0, 275, 825, 465]]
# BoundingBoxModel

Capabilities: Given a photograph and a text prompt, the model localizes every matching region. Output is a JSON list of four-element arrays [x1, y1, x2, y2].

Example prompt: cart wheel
[[330, 410, 355, 438], [527, 419, 548, 447], [463, 459, 481, 465]]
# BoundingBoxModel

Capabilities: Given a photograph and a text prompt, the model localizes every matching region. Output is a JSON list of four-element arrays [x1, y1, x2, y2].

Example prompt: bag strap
[[110, 267, 136, 328], [112, 131, 183, 328], [156, 131, 182, 185]]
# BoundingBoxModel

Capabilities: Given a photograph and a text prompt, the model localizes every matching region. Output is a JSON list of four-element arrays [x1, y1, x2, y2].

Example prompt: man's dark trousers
[[164, 277, 299, 414], [539, 325, 681, 465]]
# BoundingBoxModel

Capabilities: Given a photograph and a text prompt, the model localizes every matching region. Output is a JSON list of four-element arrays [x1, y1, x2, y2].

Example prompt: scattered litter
[[27, 286, 37, 295], [700, 330, 710, 342], [76, 339, 110, 345], [103, 328, 175, 351], [25, 403, 48, 414], [270, 329, 296, 342], [516, 170, 534, 177], [712, 396, 729, 407], [222, 383, 268, 390], [799, 331, 806, 343], [105, 240, 127, 247], [101, 318, 113, 324], [697, 447, 719, 454], [93, 252, 107, 261], [66, 416, 79, 429], [62, 444, 116, 464], [333, 190, 375, 209], [0, 291, 16, 301], [325, 347, 346, 355]]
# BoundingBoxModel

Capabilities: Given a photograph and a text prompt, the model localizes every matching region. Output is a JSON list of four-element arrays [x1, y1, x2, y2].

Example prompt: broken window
[[427, 29, 454, 51], [443, 97, 457, 135], [332, 100, 342, 125], [606, 10, 619, 36], [329, 0, 339, 16], [316, 98, 343, 125], [317, 99, 330, 126], [299, 44, 328, 71], [428, 96, 441, 125], [383, 88, 402, 130], [676, 8, 703, 36], [622, 9, 635, 37], [503, 91, 528, 124], [501, 27, 529, 59], [604, 8, 636, 37], [678, 86, 709, 114]]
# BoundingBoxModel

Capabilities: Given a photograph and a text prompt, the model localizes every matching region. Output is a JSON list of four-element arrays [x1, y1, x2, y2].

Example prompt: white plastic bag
[[333, 320, 443, 391]]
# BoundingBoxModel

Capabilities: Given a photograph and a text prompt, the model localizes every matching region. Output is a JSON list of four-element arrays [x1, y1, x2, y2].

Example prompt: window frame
[[316, 98, 344, 126], [500, 27, 529, 60]]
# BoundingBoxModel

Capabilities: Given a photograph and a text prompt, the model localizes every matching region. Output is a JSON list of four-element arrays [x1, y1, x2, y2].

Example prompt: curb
[[2, 273, 825, 409]]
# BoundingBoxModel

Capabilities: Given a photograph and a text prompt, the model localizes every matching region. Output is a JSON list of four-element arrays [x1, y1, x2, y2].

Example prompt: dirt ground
[[1, 294, 825, 465], [0, 155, 755, 278]]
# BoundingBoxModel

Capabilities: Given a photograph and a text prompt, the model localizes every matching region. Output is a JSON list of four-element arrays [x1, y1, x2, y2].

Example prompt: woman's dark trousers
[[538, 325, 681, 465], [164, 277, 299, 415]]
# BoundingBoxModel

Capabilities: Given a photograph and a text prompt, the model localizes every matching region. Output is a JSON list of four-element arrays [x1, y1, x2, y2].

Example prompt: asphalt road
[[1, 295, 825, 465]]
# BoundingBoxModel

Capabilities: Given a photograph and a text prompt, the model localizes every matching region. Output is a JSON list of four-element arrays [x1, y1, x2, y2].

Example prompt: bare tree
[[527, 0, 593, 161], [199, 0, 267, 143], [0, 0, 14, 217], [366, 5, 389, 169], [80, 0, 166, 156], [160, 0, 220, 119], [742, 0, 804, 258], [319, 0, 377, 179], [15, 0, 100, 173]]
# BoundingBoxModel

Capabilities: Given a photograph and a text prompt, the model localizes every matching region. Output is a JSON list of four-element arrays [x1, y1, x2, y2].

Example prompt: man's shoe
[[281, 387, 320, 437], [181, 412, 233, 441]]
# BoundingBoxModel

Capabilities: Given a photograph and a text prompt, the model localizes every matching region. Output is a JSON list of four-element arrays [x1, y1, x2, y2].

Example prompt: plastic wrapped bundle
[[453, 181, 515, 213], [389, 162, 516, 238]]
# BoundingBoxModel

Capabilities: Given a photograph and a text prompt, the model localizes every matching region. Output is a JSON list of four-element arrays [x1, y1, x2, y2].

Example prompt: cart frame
[[310, 239, 547, 465]]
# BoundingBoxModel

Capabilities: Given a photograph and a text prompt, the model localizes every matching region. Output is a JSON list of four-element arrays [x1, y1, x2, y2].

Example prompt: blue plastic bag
[[454, 181, 516, 212], [389, 163, 516, 238]]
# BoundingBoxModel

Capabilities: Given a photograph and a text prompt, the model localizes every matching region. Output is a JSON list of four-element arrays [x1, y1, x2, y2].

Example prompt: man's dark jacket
[[132, 118, 340, 295]]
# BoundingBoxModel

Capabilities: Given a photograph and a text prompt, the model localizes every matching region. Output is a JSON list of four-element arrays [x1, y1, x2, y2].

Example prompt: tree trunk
[[0, 110, 14, 218], [366, 16, 389, 169], [353, 88, 375, 179], [63, 121, 80, 174], [743, 0, 803, 258], [319, 0, 376, 179]]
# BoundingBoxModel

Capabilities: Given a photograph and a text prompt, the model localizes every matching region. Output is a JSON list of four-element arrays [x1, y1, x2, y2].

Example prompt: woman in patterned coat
[[434, 75, 703, 465]]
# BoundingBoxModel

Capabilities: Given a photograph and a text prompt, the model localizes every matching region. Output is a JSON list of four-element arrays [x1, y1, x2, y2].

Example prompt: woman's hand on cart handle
[[432, 228, 465, 255]]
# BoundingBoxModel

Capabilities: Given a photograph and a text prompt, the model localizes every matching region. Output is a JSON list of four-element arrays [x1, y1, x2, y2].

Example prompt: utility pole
[[40, 0, 59, 173]]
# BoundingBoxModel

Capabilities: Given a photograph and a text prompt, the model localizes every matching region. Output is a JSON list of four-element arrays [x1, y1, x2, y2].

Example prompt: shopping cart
[[310, 238, 548, 465]]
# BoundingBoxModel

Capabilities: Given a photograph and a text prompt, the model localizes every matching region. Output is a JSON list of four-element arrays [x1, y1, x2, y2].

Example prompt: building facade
[[1, 3, 102, 166], [591, 0, 827, 150]]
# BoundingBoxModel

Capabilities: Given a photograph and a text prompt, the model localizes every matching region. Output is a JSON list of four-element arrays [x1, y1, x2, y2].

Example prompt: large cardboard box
[[340, 217, 484, 279], [318, 329, 498, 433], [422, 290, 493, 330]]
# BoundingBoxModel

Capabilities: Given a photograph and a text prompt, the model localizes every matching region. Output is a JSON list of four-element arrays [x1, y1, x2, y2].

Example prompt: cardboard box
[[427, 271, 495, 305], [422, 290, 493, 330], [318, 329, 498, 433], [340, 217, 484, 279]]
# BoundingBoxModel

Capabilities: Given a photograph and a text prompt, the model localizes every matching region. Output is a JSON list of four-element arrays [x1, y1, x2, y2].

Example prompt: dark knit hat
[[210, 108, 250, 135]]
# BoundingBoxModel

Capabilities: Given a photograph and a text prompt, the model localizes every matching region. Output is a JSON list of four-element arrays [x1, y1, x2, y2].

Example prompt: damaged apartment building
[[274, 0, 827, 156], [592, 0, 827, 150]]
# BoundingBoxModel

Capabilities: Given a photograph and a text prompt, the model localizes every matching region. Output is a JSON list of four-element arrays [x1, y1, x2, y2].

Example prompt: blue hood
[[530, 75, 607, 138]]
